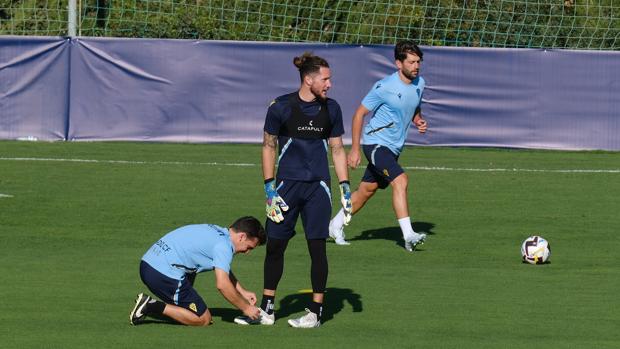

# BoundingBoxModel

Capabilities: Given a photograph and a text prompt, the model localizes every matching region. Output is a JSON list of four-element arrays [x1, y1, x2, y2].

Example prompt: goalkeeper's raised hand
[[264, 178, 289, 223], [339, 180, 353, 225]]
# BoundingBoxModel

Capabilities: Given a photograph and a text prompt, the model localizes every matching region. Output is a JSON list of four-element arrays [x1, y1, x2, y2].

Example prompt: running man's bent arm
[[412, 107, 427, 134], [348, 104, 370, 169]]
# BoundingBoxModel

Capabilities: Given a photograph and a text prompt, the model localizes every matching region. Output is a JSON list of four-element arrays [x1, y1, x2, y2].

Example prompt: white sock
[[398, 217, 416, 239], [330, 208, 345, 230]]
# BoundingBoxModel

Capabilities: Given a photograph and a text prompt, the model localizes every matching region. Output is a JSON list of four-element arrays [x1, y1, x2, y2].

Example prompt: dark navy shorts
[[361, 144, 404, 189], [139, 260, 208, 316], [266, 179, 332, 240]]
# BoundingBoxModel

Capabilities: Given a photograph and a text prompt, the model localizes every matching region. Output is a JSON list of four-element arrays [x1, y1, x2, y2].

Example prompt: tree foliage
[[0, 0, 618, 49]]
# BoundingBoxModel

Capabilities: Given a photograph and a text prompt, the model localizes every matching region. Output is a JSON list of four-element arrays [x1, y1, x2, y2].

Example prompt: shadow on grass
[[277, 287, 362, 324], [136, 311, 244, 326], [345, 221, 435, 250], [209, 307, 244, 323], [211, 287, 362, 325]]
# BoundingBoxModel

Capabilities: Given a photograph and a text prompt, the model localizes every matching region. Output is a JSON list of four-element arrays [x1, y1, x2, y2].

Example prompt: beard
[[402, 68, 418, 81], [310, 85, 328, 102]]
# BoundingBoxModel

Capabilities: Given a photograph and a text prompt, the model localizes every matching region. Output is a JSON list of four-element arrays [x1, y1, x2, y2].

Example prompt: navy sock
[[260, 295, 275, 315], [309, 301, 322, 321], [146, 298, 166, 316]]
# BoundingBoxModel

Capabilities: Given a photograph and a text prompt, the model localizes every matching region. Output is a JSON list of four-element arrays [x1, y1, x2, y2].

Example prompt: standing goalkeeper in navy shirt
[[234, 52, 351, 328]]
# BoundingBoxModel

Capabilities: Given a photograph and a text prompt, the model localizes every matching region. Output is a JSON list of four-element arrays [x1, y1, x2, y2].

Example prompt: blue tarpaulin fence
[[1, 37, 618, 150]]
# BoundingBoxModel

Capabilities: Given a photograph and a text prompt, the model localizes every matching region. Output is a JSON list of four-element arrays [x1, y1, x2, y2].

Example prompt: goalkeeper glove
[[264, 178, 289, 223], [339, 180, 353, 225]]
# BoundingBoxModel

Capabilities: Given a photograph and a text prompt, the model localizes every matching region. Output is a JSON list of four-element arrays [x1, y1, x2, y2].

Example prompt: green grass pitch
[[1, 141, 619, 348]]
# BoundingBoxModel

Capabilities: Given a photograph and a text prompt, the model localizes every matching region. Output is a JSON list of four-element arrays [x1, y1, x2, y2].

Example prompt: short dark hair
[[394, 40, 423, 62], [293, 52, 329, 81], [230, 216, 266, 245]]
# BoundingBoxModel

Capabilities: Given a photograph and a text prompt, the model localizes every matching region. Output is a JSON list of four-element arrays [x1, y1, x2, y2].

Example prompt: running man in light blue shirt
[[129, 216, 266, 327], [329, 41, 429, 252]]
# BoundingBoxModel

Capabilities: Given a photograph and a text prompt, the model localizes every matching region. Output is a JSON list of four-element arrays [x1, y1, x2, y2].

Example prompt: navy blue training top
[[264, 92, 344, 182]]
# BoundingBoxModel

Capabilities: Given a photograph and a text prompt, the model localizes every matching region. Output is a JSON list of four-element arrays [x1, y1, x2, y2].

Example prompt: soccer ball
[[521, 236, 551, 264]]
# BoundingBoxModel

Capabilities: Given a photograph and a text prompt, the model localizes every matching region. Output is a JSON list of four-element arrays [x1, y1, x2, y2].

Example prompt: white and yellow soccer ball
[[521, 236, 551, 264]]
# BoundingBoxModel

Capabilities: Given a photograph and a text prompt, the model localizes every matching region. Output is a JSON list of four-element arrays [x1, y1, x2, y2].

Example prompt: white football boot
[[129, 293, 151, 325], [404, 233, 427, 252], [328, 222, 350, 246], [233, 308, 275, 325], [287, 308, 320, 328]]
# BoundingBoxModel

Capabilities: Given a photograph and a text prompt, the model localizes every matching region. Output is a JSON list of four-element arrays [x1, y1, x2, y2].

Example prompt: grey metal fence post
[[68, 0, 77, 36]]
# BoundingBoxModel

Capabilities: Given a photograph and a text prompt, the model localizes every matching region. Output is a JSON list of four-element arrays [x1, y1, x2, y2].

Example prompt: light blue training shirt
[[361, 71, 425, 155], [142, 224, 234, 280]]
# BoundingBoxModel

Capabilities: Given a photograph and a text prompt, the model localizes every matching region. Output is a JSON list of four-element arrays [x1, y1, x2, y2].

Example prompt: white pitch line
[[403, 166, 620, 173], [0, 157, 619, 173], [0, 193, 14, 198], [0, 157, 255, 167]]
